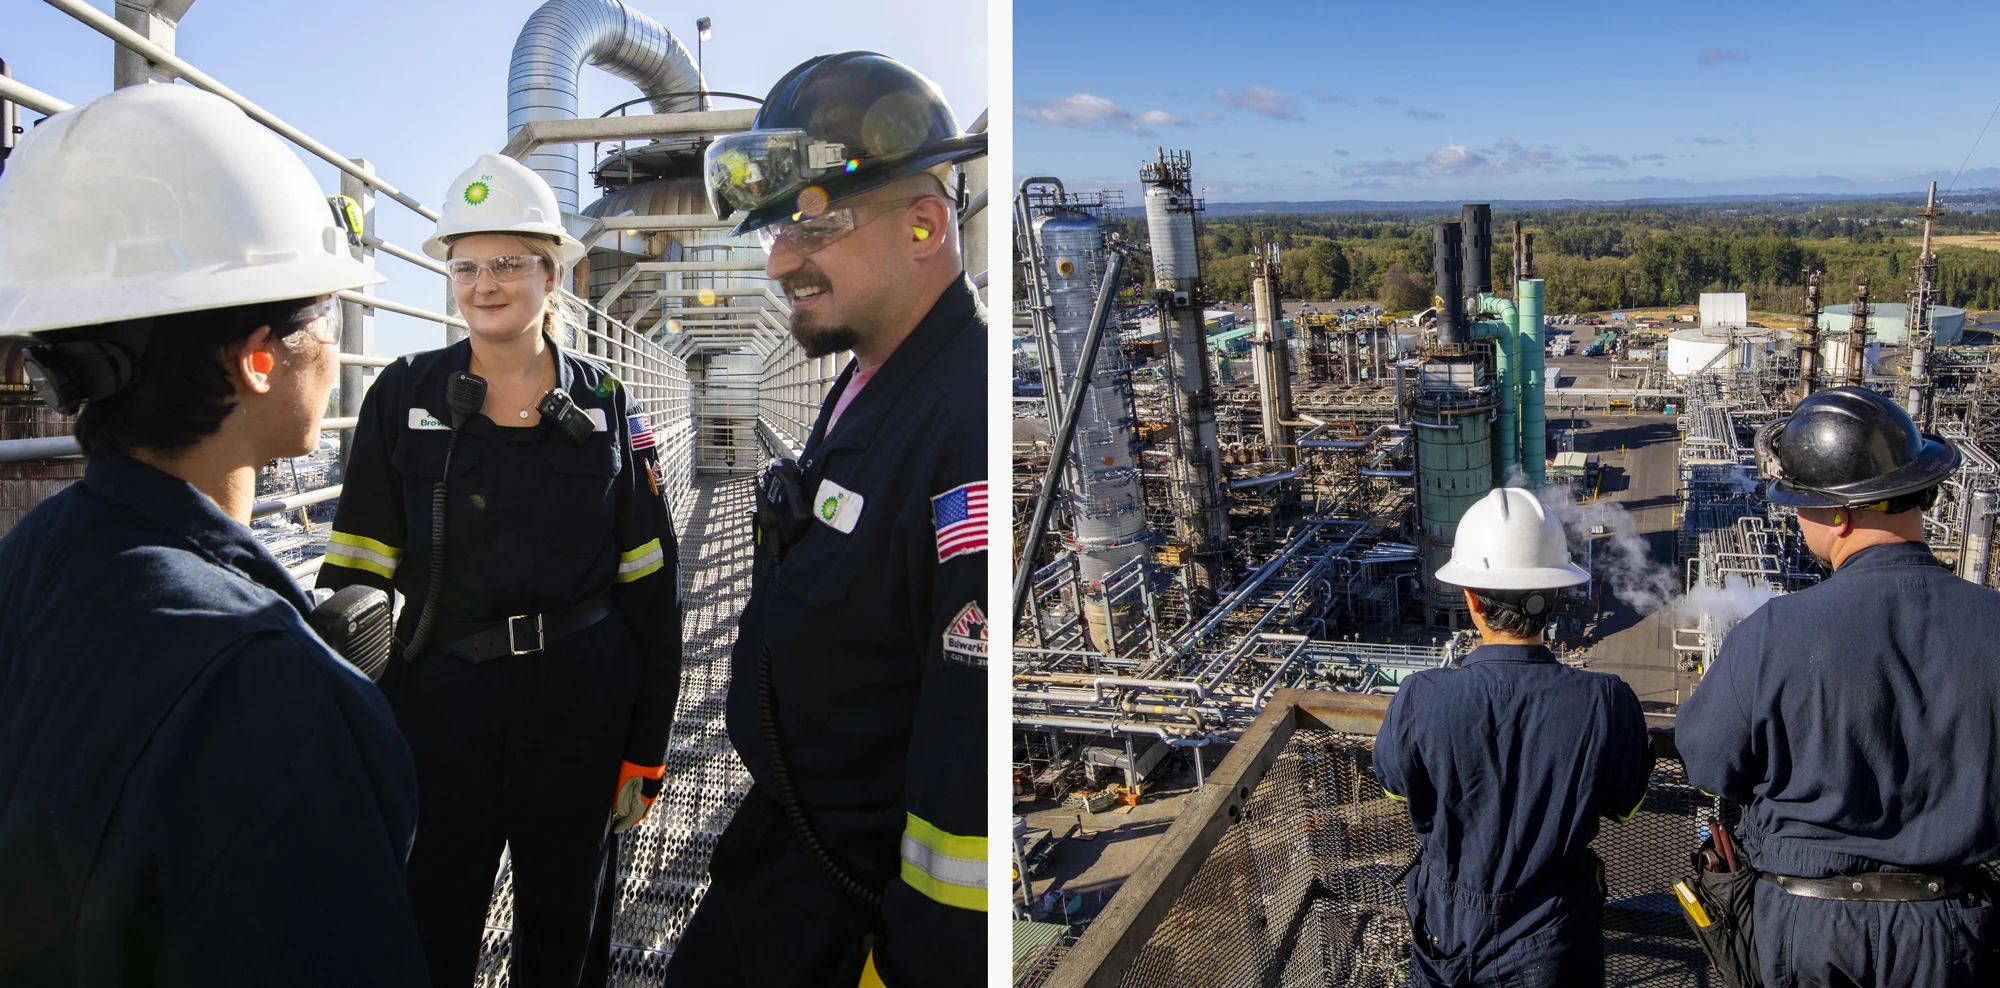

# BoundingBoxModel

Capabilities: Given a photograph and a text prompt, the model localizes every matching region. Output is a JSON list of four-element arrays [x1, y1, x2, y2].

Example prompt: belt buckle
[[507, 614, 544, 654]]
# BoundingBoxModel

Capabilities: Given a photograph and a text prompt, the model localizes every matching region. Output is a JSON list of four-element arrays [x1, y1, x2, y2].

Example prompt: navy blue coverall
[[1374, 643, 1652, 988], [318, 337, 683, 988], [0, 457, 427, 986], [664, 277, 988, 988], [1678, 541, 2000, 988]]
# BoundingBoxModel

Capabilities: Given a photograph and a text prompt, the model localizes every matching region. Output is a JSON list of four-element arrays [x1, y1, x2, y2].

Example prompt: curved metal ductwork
[[507, 0, 705, 213]]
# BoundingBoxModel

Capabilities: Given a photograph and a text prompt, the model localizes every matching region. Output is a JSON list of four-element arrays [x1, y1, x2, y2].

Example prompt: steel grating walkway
[[1027, 729, 1718, 988], [475, 475, 758, 986]]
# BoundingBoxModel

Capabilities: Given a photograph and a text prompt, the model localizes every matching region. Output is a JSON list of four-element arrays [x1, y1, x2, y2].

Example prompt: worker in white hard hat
[[1373, 487, 1652, 988], [316, 151, 684, 988], [0, 85, 427, 984]]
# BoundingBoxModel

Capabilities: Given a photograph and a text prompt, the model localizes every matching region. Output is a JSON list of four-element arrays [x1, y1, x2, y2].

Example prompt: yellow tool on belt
[[1673, 879, 1713, 928]]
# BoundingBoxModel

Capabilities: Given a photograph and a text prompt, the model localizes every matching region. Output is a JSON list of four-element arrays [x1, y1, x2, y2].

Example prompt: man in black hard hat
[[665, 53, 986, 988], [1678, 386, 2000, 988]]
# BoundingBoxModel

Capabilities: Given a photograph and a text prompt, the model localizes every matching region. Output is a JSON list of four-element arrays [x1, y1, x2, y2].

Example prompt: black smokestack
[[1462, 203, 1492, 297], [1433, 220, 1465, 345]]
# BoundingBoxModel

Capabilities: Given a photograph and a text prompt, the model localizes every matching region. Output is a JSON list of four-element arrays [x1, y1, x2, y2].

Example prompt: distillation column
[[1412, 216, 1497, 625], [1030, 209, 1150, 649], [1250, 242, 1295, 465], [1964, 485, 1996, 589], [1142, 150, 1230, 601]]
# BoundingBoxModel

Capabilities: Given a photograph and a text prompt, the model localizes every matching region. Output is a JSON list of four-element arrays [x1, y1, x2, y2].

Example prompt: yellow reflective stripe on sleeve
[[616, 539, 664, 583], [858, 950, 887, 988], [1383, 788, 1407, 802], [324, 531, 402, 580], [899, 812, 987, 912], [1610, 791, 1646, 823]]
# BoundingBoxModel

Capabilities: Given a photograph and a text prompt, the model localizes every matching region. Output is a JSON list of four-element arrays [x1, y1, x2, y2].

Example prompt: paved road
[[1566, 412, 1698, 710]]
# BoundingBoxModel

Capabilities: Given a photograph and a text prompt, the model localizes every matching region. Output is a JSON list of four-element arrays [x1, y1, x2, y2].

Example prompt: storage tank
[[1818, 302, 1966, 346], [1821, 336, 1882, 380], [1666, 326, 1780, 377], [1034, 210, 1147, 585]]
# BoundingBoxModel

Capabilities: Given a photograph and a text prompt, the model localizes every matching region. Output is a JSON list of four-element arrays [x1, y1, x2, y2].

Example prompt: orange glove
[[612, 761, 665, 834]]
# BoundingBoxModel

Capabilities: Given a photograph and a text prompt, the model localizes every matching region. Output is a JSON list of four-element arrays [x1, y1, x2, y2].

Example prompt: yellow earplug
[[913, 227, 930, 241]]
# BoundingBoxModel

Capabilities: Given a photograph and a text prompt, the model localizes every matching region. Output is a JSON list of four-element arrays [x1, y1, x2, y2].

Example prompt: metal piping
[[508, 0, 704, 213]]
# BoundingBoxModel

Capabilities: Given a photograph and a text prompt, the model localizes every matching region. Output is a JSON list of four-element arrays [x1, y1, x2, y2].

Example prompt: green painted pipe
[[1519, 279, 1548, 487], [1471, 292, 1519, 484]]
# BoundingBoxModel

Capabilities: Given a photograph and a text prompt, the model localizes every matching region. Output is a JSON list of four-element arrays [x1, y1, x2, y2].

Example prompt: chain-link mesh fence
[[1040, 727, 1715, 988]]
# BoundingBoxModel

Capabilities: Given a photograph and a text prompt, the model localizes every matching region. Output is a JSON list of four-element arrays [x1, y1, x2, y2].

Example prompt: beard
[[789, 311, 859, 358], [783, 267, 860, 358]]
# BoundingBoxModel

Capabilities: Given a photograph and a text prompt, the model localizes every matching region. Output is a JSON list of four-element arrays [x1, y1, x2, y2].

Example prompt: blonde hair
[[447, 233, 567, 337]]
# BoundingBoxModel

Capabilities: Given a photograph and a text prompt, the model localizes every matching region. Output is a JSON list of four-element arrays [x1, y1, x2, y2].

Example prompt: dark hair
[[74, 297, 325, 459], [1467, 587, 1554, 638]]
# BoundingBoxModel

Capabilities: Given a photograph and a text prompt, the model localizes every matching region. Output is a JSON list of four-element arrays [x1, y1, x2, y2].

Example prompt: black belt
[[1761, 870, 1967, 902], [423, 590, 615, 663]]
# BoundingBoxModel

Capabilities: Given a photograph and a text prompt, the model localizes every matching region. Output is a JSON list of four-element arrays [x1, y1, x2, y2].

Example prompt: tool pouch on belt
[[1672, 825, 1762, 988]]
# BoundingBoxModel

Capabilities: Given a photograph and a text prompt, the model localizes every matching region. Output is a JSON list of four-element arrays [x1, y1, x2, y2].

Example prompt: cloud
[[1405, 109, 1445, 121], [1300, 170, 1318, 176], [1576, 153, 1629, 169], [1331, 149, 1350, 157], [1018, 93, 1192, 133], [1692, 136, 1728, 146], [1374, 96, 1398, 106], [1341, 138, 1565, 179], [1239, 151, 1257, 158], [1213, 85, 1301, 121], [1198, 111, 1224, 122], [1306, 88, 1347, 105], [1345, 179, 1392, 189], [1633, 152, 1667, 162], [1698, 49, 1749, 68]]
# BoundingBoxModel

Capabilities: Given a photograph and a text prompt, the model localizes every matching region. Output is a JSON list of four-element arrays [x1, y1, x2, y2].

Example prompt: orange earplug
[[249, 351, 275, 375]]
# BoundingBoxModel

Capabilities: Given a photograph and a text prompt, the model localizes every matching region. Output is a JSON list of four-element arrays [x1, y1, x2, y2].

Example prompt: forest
[[1088, 200, 2000, 316]]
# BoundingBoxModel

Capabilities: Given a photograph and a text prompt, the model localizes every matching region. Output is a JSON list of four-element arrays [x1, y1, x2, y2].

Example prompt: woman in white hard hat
[[317, 152, 684, 987], [0, 85, 427, 985]]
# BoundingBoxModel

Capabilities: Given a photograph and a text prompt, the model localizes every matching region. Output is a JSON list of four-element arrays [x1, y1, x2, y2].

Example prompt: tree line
[[1093, 201, 2000, 315]]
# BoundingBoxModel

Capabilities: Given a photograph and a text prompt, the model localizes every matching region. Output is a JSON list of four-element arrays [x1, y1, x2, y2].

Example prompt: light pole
[[695, 17, 712, 111]]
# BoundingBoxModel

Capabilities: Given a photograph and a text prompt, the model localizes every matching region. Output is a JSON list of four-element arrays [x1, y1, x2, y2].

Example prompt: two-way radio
[[401, 371, 486, 661]]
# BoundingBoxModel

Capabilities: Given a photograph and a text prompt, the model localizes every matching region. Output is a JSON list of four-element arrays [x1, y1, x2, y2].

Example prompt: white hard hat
[[423, 153, 585, 265], [0, 85, 385, 338], [1435, 487, 1590, 591]]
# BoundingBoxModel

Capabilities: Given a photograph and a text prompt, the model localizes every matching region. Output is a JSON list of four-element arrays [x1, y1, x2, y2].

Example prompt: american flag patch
[[931, 481, 987, 563], [627, 410, 657, 451]]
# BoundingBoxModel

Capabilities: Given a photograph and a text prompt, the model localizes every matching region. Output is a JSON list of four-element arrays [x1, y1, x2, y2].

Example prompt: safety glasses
[[705, 129, 858, 215], [445, 254, 546, 286], [285, 296, 343, 345], [756, 197, 927, 254]]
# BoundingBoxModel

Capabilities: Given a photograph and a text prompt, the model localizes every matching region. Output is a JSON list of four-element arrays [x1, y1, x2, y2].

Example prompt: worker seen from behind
[[0, 85, 426, 985], [1374, 488, 1652, 988], [1678, 385, 1999, 988], [316, 152, 683, 987], [663, 52, 987, 987]]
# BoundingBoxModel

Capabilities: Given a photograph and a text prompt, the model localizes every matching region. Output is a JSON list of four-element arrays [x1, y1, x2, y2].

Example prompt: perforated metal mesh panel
[[476, 477, 756, 986], [1089, 729, 1711, 988]]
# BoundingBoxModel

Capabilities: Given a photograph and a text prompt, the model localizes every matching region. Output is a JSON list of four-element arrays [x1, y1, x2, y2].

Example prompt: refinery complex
[[1010, 153, 2000, 986]]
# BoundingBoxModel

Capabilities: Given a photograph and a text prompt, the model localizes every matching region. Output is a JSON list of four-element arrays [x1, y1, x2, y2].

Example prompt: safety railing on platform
[[1031, 689, 1708, 988], [0, 1, 720, 576]]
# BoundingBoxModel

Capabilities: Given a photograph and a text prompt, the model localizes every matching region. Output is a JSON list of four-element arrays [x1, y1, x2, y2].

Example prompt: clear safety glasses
[[445, 254, 546, 286], [288, 296, 342, 345], [756, 197, 927, 254], [705, 129, 856, 215]]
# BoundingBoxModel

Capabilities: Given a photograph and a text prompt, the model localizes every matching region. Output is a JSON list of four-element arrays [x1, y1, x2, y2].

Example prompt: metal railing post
[[338, 158, 377, 476], [113, 0, 192, 89]]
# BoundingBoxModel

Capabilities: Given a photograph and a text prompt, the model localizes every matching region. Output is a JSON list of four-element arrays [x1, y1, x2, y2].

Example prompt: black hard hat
[[704, 52, 985, 235], [1755, 386, 1960, 508]]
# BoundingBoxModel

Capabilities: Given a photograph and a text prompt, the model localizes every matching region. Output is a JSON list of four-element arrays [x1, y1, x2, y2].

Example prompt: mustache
[[781, 270, 832, 297]]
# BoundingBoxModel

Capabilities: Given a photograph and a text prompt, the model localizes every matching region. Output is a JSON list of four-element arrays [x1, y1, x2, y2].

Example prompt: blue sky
[[9, 0, 986, 356], [1014, 0, 2000, 204]]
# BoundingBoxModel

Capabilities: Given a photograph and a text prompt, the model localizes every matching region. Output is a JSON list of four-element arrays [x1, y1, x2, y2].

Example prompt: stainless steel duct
[[507, 0, 705, 213]]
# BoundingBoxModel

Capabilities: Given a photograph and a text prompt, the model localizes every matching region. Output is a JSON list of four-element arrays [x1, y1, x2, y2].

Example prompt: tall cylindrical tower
[[1432, 221, 1466, 345], [1251, 242, 1294, 464], [1141, 149, 1230, 600], [1517, 278, 1548, 487]]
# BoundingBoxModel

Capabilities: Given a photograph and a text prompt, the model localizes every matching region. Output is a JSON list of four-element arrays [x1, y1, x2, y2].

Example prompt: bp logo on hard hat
[[464, 179, 492, 205]]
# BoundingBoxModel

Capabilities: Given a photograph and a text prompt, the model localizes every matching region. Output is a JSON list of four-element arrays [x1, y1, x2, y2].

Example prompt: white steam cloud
[[1678, 573, 1777, 632]]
